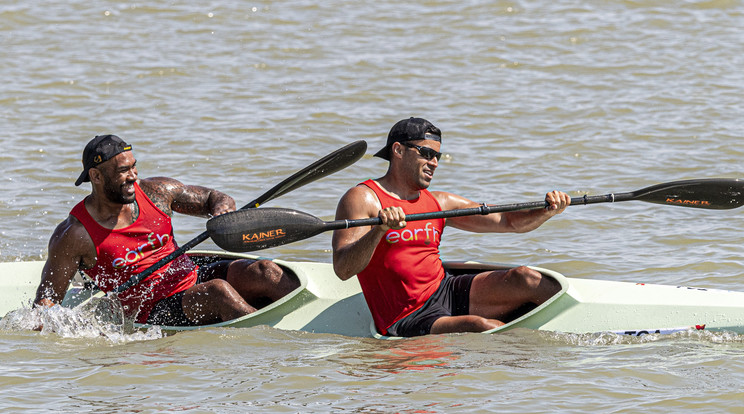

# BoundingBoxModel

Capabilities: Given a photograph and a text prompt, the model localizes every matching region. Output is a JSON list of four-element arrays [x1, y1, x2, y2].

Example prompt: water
[[2, 0, 744, 412]]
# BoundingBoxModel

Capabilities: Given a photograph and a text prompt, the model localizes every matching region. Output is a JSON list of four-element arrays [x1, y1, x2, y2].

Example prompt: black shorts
[[147, 290, 193, 326], [385, 272, 476, 337], [146, 259, 249, 326]]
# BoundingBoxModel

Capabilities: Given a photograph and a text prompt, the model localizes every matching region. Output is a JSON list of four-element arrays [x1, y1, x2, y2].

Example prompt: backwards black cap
[[373, 117, 441, 161], [74, 135, 132, 186]]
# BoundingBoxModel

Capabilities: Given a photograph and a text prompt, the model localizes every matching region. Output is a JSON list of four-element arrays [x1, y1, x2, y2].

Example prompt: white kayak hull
[[478, 266, 729, 336], [3, 251, 744, 337]]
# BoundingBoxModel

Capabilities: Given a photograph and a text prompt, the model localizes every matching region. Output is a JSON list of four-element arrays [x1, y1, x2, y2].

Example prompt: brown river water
[[2, 1, 744, 412]]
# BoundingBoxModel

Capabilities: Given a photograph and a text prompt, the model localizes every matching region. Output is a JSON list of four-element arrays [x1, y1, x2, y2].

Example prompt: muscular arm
[[34, 217, 96, 307], [139, 177, 236, 218], [434, 190, 571, 233], [332, 185, 405, 280]]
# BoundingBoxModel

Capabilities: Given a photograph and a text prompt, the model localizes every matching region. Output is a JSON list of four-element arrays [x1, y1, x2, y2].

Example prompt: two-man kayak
[[3, 250, 744, 337]]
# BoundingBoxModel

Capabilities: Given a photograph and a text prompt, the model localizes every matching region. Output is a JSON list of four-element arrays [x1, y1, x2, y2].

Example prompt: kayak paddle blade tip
[[635, 178, 744, 210]]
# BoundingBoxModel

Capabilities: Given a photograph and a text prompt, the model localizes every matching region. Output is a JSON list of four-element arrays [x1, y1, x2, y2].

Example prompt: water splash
[[0, 297, 163, 344]]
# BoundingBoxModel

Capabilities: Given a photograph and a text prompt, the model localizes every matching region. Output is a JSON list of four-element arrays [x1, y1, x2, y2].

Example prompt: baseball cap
[[74, 134, 133, 186], [373, 117, 442, 160]]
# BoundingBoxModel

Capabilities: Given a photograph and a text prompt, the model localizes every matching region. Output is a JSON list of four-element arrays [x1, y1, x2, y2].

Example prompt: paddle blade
[[631, 178, 744, 210], [206, 208, 328, 252], [246, 140, 367, 209]]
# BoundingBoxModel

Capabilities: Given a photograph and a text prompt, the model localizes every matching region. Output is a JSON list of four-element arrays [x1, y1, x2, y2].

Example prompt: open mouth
[[123, 182, 135, 195]]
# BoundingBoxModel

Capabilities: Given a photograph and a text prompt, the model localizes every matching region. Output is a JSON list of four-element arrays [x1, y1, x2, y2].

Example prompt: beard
[[418, 174, 432, 189], [103, 176, 136, 204], [416, 169, 433, 190]]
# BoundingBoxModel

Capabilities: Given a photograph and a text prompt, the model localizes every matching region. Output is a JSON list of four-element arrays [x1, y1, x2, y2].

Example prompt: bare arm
[[331, 185, 406, 280], [434, 190, 571, 233], [34, 217, 96, 307], [139, 177, 236, 218]]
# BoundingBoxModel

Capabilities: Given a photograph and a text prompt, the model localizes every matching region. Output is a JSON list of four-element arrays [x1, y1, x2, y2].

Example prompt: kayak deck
[[510, 275, 734, 335], [0, 261, 48, 317]]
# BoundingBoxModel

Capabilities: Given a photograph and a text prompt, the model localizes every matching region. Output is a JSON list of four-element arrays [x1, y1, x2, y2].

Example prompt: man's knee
[[229, 259, 282, 281], [511, 265, 561, 302], [187, 279, 256, 321], [509, 266, 543, 289], [202, 278, 236, 297], [253, 259, 284, 280]]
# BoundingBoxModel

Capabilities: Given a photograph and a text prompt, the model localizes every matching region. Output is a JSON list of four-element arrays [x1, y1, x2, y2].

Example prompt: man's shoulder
[[138, 176, 186, 204], [49, 215, 92, 250], [137, 177, 182, 217], [336, 183, 381, 218], [55, 214, 84, 234], [139, 176, 182, 193], [429, 190, 474, 210], [428, 190, 449, 201], [342, 182, 378, 203]]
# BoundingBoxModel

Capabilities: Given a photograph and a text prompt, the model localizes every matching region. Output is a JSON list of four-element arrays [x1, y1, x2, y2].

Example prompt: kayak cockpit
[[61, 250, 309, 333], [373, 262, 570, 339]]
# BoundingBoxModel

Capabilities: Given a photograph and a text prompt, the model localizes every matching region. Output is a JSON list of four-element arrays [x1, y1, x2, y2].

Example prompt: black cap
[[74, 135, 133, 186], [373, 117, 442, 161]]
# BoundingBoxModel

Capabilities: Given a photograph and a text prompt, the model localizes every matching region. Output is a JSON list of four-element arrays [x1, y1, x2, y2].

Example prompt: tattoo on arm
[[142, 179, 176, 216], [173, 186, 217, 217], [141, 177, 234, 217]]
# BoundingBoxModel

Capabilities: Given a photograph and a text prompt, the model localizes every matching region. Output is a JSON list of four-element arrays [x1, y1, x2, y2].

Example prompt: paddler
[[34, 135, 299, 326], [332, 118, 570, 337]]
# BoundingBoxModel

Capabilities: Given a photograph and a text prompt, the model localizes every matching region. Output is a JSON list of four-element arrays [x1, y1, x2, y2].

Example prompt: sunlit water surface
[[2, 0, 744, 412]]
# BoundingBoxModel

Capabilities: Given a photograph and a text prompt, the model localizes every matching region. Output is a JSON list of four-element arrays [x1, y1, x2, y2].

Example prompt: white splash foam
[[0, 297, 163, 343]]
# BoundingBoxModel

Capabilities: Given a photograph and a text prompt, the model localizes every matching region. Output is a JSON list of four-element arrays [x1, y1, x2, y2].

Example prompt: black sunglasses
[[402, 142, 442, 161]]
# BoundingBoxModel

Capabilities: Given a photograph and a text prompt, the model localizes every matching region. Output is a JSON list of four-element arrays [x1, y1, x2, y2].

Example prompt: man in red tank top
[[34, 135, 299, 326], [332, 118, 570, 336]]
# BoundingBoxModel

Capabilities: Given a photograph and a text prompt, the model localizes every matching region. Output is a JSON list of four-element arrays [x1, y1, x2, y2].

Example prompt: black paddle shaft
[[114, 140, 367, 293], [206, 178, 744, 253], [399, 177, 744, 222]]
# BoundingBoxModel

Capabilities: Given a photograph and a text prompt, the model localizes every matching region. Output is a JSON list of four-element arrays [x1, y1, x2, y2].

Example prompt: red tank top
[[70, 182, 198, 323], [357, 179, 446, 335]]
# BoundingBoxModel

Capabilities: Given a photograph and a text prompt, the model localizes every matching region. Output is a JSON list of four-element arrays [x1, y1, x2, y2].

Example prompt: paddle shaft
[[321, 193, 625, 230], [114, 140, 367, 293]]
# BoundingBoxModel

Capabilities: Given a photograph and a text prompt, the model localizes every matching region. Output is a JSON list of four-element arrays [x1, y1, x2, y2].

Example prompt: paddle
[[205, 178, 744, 252], [113, 140, 368, 293]]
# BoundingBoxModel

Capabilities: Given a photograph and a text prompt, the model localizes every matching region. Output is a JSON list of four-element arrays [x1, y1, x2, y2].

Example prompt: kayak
[[3, 250, 744, 337]]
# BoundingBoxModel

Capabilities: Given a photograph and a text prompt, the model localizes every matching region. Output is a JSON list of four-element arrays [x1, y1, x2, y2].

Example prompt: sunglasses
[[402, 142, 442, 161]]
